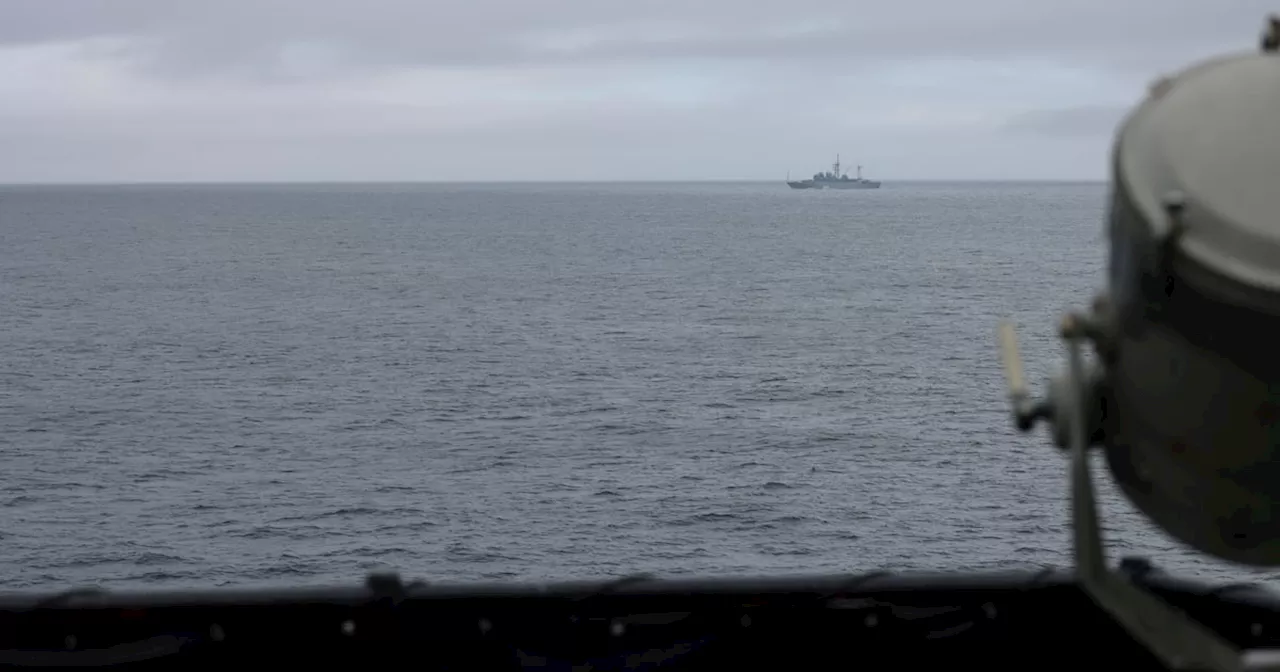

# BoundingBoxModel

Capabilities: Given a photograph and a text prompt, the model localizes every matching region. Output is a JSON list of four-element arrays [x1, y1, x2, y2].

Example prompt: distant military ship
[[787, 155, 880, 189]]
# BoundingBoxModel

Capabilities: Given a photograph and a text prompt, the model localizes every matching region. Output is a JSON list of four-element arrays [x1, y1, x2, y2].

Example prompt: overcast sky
[[0, 1, 1268, 182]]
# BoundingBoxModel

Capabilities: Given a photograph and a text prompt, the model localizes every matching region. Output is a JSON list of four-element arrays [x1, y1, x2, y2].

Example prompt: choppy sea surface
[[2, 181, 1275, 591]]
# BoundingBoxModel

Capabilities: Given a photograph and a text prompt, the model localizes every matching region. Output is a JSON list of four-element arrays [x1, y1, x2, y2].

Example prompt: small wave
[[552, 405, 620, 417], [134, 552, 187, 566], [762, 481, 792, 491], [374, 520, 440, 533], [445, 544, 522, 564], [249, 564, 324, 579], [670, 512, 743, 527], [135, 470, 195, 482], [373, 484, 419, 493], [594, 423, 646, 434], [122, 570, 205, 583], [759, 546, 817, 557], [730, 522, 778, 532], [271, 506, 427, 524], [330, 546, 414, 559], [645, 547, 714, 560], [271, 506, 373, 522], [236, 524, 346, 541], [42, 553, 130, 569], [3, 495, 39, 507]]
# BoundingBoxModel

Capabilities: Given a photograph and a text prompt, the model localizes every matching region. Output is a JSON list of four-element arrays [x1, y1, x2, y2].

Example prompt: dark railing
[[2, 562, 1277, 669]]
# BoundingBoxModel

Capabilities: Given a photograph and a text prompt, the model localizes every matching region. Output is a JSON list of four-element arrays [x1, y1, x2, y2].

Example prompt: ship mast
[[833, 154, 841, 177]]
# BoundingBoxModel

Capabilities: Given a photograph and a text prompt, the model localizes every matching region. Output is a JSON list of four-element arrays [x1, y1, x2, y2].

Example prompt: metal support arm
[[1000, 317, 1280, 672]]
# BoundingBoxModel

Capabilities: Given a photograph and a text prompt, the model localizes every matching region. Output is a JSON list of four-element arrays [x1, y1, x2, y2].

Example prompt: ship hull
[[817, 181, 880, 189], [787, 180, 880, 190]]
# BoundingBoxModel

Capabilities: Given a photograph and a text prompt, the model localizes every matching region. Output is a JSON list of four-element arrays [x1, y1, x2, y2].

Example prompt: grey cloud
[[1003, 105, 1131, 137], [0, 1, 1268, 79]]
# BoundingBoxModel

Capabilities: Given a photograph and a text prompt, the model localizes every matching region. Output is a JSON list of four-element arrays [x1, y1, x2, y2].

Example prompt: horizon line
[[0, 178, 1108, 187]]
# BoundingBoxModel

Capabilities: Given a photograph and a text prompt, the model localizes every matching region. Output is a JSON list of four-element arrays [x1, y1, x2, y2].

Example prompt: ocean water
[[1, 181, 1274, 590]]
